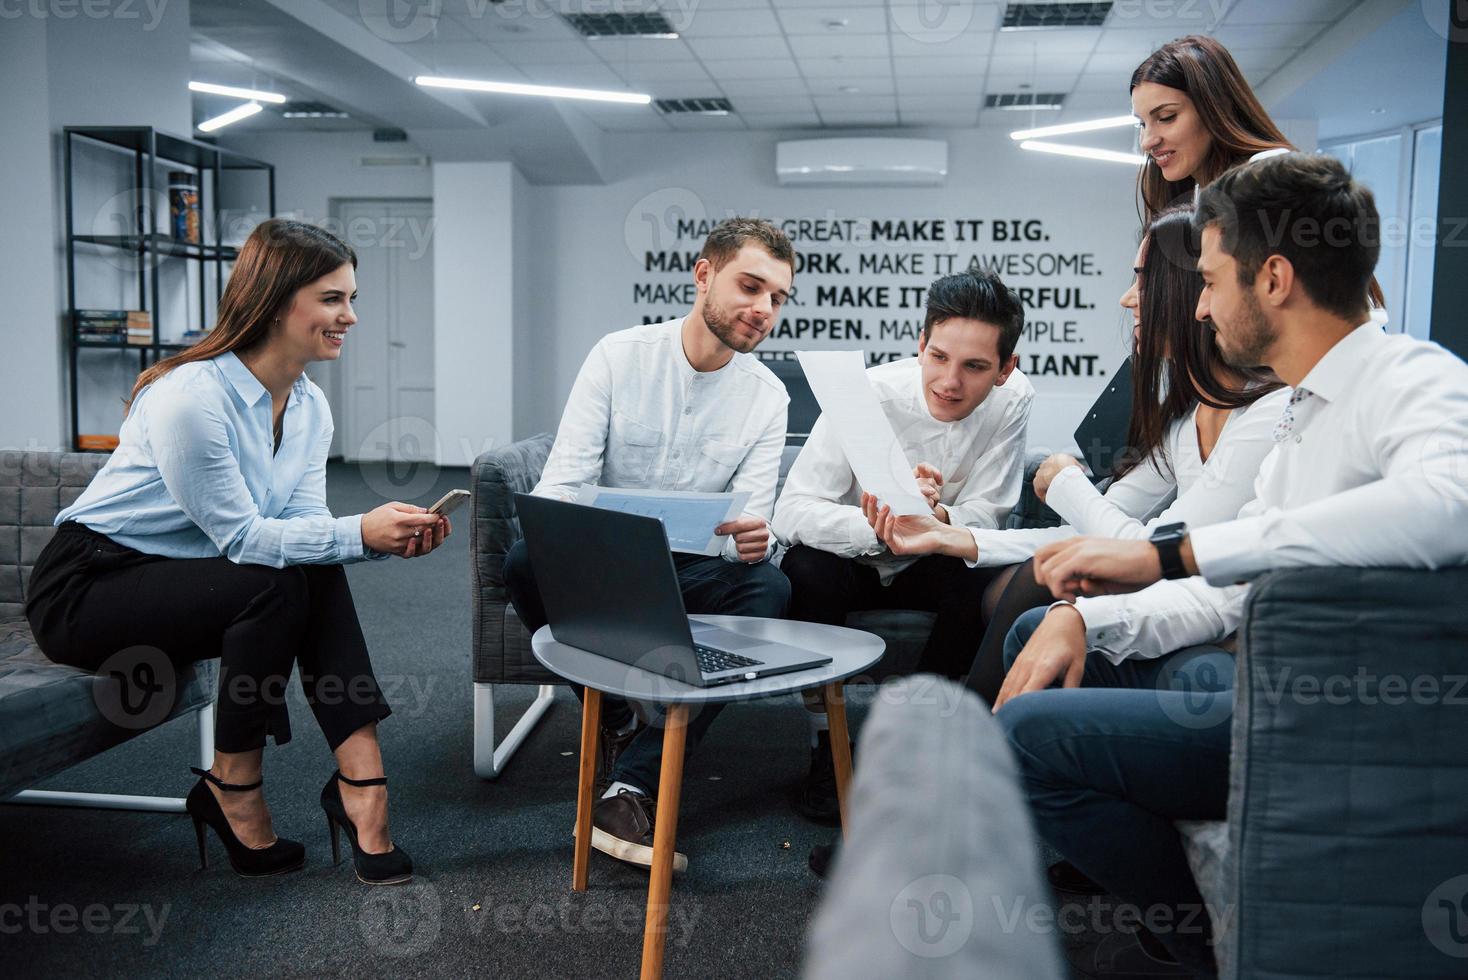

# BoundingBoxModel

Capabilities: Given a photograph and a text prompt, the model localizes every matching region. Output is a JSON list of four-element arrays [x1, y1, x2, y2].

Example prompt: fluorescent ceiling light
[[992, 102, 1064, 111], [1010, 114, 1137, 140], [197, 102, 263, 132], [414, 76, 650, 106], [1019, 140, 1145, 166], [189, 81, 287, 104]]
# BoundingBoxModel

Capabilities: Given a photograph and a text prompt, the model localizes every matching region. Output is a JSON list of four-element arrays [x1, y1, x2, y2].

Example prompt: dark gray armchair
[[0, 451, 217, 811]]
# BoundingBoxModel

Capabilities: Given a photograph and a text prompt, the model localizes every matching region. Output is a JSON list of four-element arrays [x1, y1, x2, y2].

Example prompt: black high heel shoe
[[321, 770, 413, 886], [186, 767, 305, 877]]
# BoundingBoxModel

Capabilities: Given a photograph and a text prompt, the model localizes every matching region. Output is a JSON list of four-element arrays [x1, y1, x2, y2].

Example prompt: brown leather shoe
[[589, 790, 688, 872]]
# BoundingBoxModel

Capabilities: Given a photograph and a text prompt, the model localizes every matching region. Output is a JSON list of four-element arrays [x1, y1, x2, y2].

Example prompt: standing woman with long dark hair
[[26, 219, 446, 885], [1130, 34, 1386, 309]]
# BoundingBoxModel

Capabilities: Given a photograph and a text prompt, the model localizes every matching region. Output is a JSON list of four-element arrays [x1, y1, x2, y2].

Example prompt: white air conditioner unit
[[775, 138, 948, 187]]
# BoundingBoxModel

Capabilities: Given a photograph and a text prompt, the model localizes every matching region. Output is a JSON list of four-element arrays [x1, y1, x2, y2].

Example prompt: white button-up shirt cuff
[[850, 511, 882, 556], [1042, 464, 1094, 516], [1068, 597, 1134, 665], [1190, 516, 1269, 585], [336, 513, 371, 561]]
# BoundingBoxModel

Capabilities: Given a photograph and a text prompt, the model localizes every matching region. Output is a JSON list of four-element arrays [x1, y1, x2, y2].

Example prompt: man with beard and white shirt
[[503, 218, 794, 873], [773, 269, 1033, 823], [986, 153, 1468, 977]]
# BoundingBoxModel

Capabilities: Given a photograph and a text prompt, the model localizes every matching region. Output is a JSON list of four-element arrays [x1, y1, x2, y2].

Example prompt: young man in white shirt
[[773, 269, 1034, 822], [503, 218, 794, 872], [985, 153, 1468, 976]]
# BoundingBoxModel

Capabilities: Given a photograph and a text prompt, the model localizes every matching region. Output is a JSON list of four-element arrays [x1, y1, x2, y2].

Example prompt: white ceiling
[[187, 0, 1439, 180]]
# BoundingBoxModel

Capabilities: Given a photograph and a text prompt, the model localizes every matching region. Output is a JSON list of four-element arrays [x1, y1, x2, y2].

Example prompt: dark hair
[[922, 270, 1025, 362], [698, 216, 796, 273], [1130, 35, 1292, 224], [129, 219, 356, 405], [1117, 205, 1282, 480], [1194, 152, 1380, 322]]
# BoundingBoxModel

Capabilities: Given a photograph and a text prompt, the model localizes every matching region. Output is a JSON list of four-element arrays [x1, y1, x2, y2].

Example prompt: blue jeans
[[995, 607, 1235, 977], [503, 538, 790, 794]]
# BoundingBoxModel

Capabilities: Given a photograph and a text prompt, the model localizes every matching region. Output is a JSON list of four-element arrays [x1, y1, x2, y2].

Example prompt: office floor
[[2, 462, 1107, 978]]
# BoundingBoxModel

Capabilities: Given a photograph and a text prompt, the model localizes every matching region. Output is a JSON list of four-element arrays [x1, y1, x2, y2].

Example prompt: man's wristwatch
[[1149, 522, 1190, 580]]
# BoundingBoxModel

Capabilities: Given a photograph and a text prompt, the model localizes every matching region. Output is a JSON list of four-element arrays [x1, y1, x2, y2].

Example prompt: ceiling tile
[[799, 56, 894, 78], [804, 75, 897, 95], [814, 94, 898, 113], [984, 70, 1082, 92], [1229, 47, 1298, 76], [889, 1, 1003, 38], [450, 9, 580, 42], [819, 112, 902, 127], [992, 26, 1101, 57], [703, 59, 804, 80], [898, 111, 981, 128], [767, 0, 885, 6], [787, 34, 891, 59], [896, 74, 987, 95], [586, 37, 697, 62], [776, 6, 890, 34], [888, 32, 993, 59], [395, 41, 510, 75], [1092, 27, 1181, 55], [611, 61, 714, 83], [716, 76, 811, 96], [487, 41, 602, 65], [665, 113, 749, 130], [515, 63, 626, 87], [686, 35, 789, 60], [1103, 1, 1223, 31], [1214, 23, 1329, 50], [1083, 48, 1155, 73], [744, 115, 823, 130], [1223, 0, 1347, 24], [986, 52, 1090, 76], [677, 8, 784, 36], [898, 94, 983, 112], [892, 55, 984, 77], [732, 95, 819, 113]]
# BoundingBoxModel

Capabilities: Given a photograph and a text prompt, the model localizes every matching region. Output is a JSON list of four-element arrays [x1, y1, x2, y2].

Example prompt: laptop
[[515, 493, 832, 687]]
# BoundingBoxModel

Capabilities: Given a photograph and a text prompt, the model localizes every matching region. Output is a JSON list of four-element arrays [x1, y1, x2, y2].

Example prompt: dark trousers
[[962, 557, 1056, 705], [780, 544, 1006, 679], [995, 606, 1236, 977], [25, 521, 391, 754], [503, 537, 790, 795]]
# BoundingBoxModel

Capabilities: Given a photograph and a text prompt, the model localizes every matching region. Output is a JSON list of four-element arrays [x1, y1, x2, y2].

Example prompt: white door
[[335, 199, 436, 462]]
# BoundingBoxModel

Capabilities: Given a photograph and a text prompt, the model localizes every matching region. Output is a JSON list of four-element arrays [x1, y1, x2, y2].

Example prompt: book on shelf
[[75, 309, 152, 346]]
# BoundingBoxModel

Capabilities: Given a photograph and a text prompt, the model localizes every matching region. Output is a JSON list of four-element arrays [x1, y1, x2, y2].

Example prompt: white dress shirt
[[968, 386, 1291, 567], [533, 318, 789, 562], [773, 355, 1034, 584], [1075, 322, 1468, 662]]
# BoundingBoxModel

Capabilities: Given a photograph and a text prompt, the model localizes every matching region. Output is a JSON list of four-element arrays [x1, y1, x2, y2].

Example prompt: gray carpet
[[0, 462, 865, 978]]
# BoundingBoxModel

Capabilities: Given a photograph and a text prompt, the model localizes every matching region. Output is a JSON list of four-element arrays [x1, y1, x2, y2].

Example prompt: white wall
[[433, 162, 516, 466], [0, 0, 193, 449], [520, 130, 1139, 453]]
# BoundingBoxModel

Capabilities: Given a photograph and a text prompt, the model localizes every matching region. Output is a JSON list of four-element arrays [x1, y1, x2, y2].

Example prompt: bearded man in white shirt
[[503, 217, 795, 873], [772, 269, 1034, 823], [981, 153, 1468, 976]]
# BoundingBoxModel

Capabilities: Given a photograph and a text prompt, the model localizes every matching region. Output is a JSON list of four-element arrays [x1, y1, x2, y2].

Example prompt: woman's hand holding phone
[[362, 502, 450, 558]]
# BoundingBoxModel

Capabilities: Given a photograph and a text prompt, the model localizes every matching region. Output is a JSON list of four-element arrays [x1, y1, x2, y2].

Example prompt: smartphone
[[428, 489, 470, 517]]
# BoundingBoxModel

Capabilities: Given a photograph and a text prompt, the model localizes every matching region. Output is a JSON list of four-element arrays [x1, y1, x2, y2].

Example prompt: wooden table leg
[[823, 681, 853, 839], [573, 688, 602, 892], [640, 703, 689, 980]]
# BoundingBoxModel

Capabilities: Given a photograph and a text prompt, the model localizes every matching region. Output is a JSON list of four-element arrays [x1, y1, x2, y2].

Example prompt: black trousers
[[25, 521, 391, 753], [961, 558, 1056, 705], [781, 544, 1008, 680]]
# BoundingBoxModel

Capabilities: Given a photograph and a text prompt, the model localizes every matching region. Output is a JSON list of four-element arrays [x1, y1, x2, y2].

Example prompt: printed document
[[575, 486, 751, 556]]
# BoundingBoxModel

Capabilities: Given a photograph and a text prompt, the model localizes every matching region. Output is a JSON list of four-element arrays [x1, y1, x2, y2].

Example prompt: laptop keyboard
[[694, 645, 765, 674]]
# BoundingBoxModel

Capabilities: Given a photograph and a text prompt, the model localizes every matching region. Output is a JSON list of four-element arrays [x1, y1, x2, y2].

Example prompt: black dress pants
[[25, 521, 391, 753], [781, 544, 1007, 680]]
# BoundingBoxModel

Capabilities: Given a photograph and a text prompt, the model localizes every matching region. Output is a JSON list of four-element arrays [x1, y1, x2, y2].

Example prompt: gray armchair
[[804, 567, 1468, 979], [0, 451, 217, 811]]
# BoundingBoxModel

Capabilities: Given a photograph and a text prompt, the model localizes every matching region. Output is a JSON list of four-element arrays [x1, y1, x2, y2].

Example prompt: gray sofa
[[0, 450, 216, 811], [805, 569, 1468, 979], [467, 432, 1059, 778]]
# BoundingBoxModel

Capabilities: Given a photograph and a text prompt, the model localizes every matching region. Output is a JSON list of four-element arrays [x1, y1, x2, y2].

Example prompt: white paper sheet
[[575, 485, 752, 556], [795, 350, 931, 517]]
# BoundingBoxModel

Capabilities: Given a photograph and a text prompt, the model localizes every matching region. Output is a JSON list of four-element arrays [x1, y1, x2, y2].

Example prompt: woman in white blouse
[[869, 206, 1289, 702]]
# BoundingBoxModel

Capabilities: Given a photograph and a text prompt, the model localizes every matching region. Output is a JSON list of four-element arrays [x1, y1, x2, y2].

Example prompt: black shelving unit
[[63, 126, 275, 451]]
